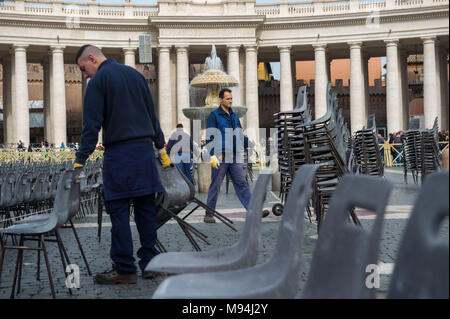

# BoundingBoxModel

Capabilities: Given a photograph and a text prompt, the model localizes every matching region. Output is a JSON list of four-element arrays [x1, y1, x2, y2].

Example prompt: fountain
[[183, 45, 247, 130], [183, 45, 248, 192]]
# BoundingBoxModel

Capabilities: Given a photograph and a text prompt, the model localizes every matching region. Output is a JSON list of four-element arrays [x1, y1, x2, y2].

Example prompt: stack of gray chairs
[[272, 85, 312, 215], [403, 117, 441, 184], [419, 117, 441, 182], [403, 118, 422, 184], [353, 114, 384, 176], [294, 83, 358, 230]]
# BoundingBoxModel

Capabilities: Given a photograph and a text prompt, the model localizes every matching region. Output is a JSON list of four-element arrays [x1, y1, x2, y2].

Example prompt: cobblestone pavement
[[0, 168, 447, 299]]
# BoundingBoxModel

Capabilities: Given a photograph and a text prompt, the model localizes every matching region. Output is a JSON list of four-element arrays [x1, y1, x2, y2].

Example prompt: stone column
[[385, 39, 402, 134], [439, 49, 449, 130], [434, 42, 442, 129], [363, 52, 370, 124], [123, 48, 136, 68], [13, 44, 30, 145], [42, 59, 52, 142], [239, 48, 246, 128], [279, 45, 293, 112], [245, 45, 259, 144], [227, 45, 241, 106], [349, 42, 365, 134], [2, 58, 12, 146], [50, 46, 67, 146], [170, 50, 177, 132], [422, 36, 438, 130], [158, 45, 173, 140], [176, 45, 190, 132], [400, 51, 409, 129], [313, 44, 328, 119]]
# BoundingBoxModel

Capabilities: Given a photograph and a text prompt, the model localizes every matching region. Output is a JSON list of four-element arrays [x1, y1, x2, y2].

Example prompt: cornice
[[149, 15, 265, 28], [260, 6, 449, 30]]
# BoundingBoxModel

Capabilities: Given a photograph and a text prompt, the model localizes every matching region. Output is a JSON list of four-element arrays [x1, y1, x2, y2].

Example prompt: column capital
[[12, 44, 29, 51], [175, 45, 189, 53], [244, 45, 258, 53], [50, 45, 65, 53], [312, 43, 327, 51], [278, 45, 292, 53], [226, 45, 241, 53], [158, 45, 172, 53], [348, 41, 363, 49], [384, 39, 399, 47], [421, 35, 437, 44], [122, 47, 137, 54]]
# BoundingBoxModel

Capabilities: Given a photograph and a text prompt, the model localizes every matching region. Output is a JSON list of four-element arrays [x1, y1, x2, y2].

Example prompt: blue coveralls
[[205, 106, 252, 216], [75, 59, 165, 275], [166, 129, 197, 184]]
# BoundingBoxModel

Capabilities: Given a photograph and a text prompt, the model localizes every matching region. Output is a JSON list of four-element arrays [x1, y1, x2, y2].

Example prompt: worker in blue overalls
[[204, 88, 253, 223], [74, 45, 171, 284]]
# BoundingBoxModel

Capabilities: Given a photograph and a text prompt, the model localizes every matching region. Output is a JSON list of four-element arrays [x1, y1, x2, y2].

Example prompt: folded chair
[[152, 164, 319, 299], [146, 168, 272, 274]]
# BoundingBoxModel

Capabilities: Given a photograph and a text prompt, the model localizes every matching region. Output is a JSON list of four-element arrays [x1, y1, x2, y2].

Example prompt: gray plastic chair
[[152, 164, 319, 299], [388, 171, 449, 299], [0, 169, 74, 299], [302, 174, 392, 299], [146, 168, 272, 274]]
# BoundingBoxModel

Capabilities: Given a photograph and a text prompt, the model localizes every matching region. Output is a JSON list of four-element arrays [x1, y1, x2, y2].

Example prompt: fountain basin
[[183, 106, 248, 122]]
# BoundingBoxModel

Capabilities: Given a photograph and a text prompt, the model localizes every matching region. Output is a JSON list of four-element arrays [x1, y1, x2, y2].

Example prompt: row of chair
[[0, 161, 101, 298], [146, 166, 449, 299]]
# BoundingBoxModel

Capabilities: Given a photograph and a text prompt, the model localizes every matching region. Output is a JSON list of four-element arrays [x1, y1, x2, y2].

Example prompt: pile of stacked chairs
[[273, 85, 312, 207], [273, 83, 358, 228], [403, 117, 441, 184], [293, 83, 358, 229], [353, 114, 384, 176]]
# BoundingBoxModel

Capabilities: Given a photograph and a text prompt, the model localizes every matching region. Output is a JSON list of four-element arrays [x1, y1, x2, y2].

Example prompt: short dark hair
[[219, 88, 232, 99], [176, 123, 183, 128], [75, 44, 92, 64]]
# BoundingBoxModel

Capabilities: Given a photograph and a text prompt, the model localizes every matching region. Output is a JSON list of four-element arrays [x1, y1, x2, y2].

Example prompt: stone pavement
[[0, 167, 447, 299]]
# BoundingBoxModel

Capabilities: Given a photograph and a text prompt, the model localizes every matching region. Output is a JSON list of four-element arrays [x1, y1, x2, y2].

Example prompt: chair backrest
[[0, 172, 16, 207], [68, 167, 83, 219], [294, 85, 308, 112], [155, 156, 195, 225], [233, 168, 272, 264], [302, 174, 392, 299], [265, 164, 320, 297], [388, 171, 449, 299], [56, 169, 74, 227]]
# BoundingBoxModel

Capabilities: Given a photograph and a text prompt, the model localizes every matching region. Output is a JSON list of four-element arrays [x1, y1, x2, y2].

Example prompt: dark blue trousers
[[104, 194, 159, 274], [206, 154, 251, 216]]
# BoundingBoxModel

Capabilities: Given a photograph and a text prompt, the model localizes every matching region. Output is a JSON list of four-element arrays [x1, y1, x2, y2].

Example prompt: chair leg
[[40, 234, 56, 299], [0, 238, 6, 282], [55, 230, 72, 296], [10, 235, 24, 299], [97, 193, 103, 243], [17, 237, 25, 296], [69, 219, 92, 276], [36, 239, 41, 281]]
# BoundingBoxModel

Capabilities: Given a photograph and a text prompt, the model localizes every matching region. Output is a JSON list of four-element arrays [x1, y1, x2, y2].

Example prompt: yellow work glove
[[158, 148, 171, 168], [74, 163, 83, 168], [211, 155, 220, 169]]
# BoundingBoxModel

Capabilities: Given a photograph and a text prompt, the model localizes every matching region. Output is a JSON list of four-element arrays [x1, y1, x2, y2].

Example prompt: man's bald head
[[75, 44, 107, 79], [75, 45, 105, 64]]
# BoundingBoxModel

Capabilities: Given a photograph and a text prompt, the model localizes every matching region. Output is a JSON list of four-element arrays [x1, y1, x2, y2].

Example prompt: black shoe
[[142, 271, 162, 279], [94, 264, 137, 285]]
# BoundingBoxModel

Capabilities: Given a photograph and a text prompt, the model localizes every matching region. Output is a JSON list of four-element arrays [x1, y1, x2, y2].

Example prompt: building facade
[[0, 0, 448, 146]]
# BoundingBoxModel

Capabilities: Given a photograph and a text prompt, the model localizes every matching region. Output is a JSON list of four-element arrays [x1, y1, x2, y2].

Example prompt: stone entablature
[[0, 0, 447, 19]]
